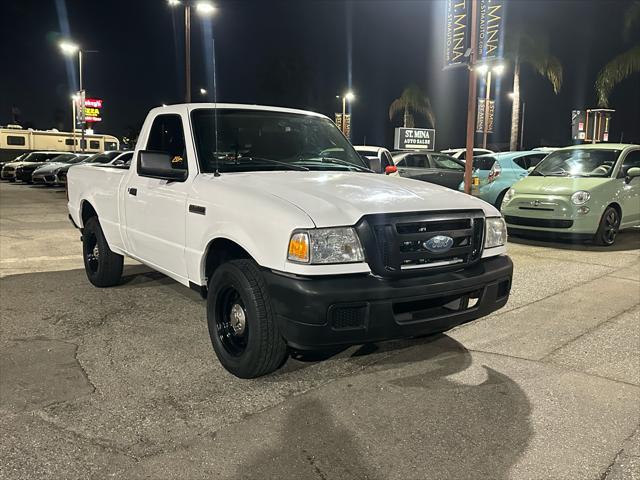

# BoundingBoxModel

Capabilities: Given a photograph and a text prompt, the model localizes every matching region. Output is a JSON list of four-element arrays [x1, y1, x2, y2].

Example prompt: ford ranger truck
[[67, 104, 513, 378]]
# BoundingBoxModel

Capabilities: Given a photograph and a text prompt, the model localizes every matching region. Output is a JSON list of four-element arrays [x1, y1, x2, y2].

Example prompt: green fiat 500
[[501, 144, 640, 245]]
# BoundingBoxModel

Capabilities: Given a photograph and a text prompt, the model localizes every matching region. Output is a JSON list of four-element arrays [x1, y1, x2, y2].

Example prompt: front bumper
[[32, 173, 59, 185], [15, 169, 35, 182], [263, 255, 513, 350], [1, 168, 16, 180], [502, 194, 602, 235]]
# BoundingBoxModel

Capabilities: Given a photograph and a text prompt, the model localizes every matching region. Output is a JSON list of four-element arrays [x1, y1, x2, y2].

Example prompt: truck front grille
[[356, 210, 485, 278]]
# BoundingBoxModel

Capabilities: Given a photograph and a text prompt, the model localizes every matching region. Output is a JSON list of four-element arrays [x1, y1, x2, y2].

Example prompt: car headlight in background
[[485, 217, 507, 248], [502, 188, 515, 206], [288, 227, 365, 264], [571, 190, 591, 205]]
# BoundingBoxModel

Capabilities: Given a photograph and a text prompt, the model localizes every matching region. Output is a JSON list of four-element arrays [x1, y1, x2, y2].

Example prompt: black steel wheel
[[594, 206, 621, 246], [215, 286, 249, 356], [82, 217, 124, 287], [207, 259, 288, 378]]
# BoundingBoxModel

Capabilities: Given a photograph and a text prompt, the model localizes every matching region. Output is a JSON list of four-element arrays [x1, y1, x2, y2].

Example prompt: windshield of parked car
[[191, 109, 369, 173], [531, 149, 621, 177], [473, 156, 497, 171]]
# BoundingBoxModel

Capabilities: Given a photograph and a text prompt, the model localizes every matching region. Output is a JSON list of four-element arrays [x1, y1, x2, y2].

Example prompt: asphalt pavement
[[1, 181, 639, 479]]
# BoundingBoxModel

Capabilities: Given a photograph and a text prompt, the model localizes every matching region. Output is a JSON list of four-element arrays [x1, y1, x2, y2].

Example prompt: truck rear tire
[[82, 217, 123, 287], [207, 259, 288, 378]]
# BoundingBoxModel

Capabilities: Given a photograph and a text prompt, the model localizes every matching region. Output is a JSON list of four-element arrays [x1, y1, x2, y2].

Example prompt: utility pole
[[463, 0, 479, 194]]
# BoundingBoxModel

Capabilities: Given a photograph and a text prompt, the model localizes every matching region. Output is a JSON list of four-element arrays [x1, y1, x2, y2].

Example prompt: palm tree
[[505, 31, 563, 150], [595, 1, 640, 107], [389, 85, 435, 128]]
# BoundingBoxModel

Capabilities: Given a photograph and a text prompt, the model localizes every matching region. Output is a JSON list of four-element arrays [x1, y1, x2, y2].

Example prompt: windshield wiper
[[299, 156, 373, 173], [233, 156, 309, 171]]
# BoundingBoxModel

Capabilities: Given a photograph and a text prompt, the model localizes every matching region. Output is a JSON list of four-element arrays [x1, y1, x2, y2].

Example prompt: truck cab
[[68, 103, 513, 378]]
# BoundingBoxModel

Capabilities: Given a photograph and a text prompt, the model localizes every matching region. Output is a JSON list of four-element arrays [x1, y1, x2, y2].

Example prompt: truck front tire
[[207, 259, 288, 378], [82, 217, 124, 287]]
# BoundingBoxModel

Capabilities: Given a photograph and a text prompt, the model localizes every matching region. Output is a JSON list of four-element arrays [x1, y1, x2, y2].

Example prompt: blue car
[[459, 151, 549, 208]]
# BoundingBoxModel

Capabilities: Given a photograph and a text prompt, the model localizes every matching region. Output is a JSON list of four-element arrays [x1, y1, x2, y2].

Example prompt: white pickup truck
[[67, 103, 513, 378]]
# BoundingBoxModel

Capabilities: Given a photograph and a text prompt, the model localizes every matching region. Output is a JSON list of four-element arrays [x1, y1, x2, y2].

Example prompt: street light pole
[[463, 0, 479, 195], [169, 1, 216, 103], [482, 70, 492, 150]]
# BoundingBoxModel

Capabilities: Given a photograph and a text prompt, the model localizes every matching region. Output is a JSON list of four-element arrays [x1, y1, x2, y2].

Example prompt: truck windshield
[[531, 149, 621, 177], [191, 108, 369, 173]]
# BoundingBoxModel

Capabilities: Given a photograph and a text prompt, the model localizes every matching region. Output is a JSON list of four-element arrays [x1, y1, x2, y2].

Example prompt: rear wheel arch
[[80, 200, 98, 228]]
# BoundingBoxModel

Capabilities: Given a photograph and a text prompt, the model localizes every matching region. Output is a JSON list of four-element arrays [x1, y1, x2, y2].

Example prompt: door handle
[[128, 187, 137, 196]]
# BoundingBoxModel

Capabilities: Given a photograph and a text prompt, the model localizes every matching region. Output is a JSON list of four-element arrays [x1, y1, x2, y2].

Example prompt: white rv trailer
[[0, 125, 119, 162]]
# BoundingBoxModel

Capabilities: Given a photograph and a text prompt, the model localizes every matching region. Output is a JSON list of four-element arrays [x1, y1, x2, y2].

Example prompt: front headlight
[[502, 188, 515, 206], [571, 190, 591, 205], [484, 217, 507, 248], [287, 227, 365, 264]]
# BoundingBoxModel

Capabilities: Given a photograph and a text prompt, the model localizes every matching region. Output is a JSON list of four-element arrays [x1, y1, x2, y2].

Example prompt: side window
[[104, 141, 118, 151], [431, 154, 464, 170], [526, 154, 546, 168], [65, 138, 76, 146], [620, 150, 640, 177], [512, 156, 529, 170], [89, 140, 100, 149], [406, 154, 428, 168], [7, 135, 26, 146], [395, 157, 406, 166], [459, 151, 466, 160], [146, 114, 187, 170]]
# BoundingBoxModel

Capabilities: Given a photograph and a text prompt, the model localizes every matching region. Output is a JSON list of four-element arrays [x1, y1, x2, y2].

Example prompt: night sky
[[1, 0, 638, 149]]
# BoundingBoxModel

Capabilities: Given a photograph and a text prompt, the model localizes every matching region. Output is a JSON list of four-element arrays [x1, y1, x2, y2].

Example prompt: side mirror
[[625, 167, 640, 183], [137, 151, 188, 182], [385, 165, 398, 175]]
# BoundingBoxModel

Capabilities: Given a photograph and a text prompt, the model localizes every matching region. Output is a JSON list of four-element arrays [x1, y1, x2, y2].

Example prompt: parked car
[[501, 143, 640, 245], [440, 148, 494, 160], [392, 151, 466, 189], [0, 152, 27, 169], [32, 153, 91, 185], [458, 151, 549, 208], [2, 151, 64, 182], [56, 151, 132, 185], [353, 145, 398, 175], [67, 103, 512, 378]]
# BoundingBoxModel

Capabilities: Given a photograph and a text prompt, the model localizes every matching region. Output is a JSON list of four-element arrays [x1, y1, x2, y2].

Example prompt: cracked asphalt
[[1, 181, 639, 480]]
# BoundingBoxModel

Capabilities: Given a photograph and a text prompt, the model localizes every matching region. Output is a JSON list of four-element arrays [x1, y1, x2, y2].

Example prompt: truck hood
[[513, 176, 611, 196], [213, 171, 499, 227]]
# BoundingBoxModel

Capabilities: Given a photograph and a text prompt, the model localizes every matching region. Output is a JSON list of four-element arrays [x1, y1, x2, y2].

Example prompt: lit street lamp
[[337, 91, 355, 137], [476, 63, 504, 149], [168, 0, 217, 103], [59, 40, 97, 151]]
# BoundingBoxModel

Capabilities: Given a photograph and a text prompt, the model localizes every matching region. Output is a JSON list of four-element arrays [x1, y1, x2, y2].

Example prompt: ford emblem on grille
[[423, 235, 454, 253]]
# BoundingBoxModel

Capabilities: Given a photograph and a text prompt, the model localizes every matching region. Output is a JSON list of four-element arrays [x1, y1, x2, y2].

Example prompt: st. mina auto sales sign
[[445, 0, 505, 68]]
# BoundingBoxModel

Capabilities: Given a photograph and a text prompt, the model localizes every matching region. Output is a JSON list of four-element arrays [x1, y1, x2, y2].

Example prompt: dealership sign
[[394, 128, 435, 151]]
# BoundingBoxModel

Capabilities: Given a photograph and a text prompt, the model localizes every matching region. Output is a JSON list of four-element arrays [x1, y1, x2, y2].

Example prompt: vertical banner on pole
[[444, 0, 471, 68], [477, 0, 505, 62]]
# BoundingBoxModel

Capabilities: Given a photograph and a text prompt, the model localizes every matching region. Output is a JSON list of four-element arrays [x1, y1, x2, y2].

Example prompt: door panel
[[123, 114, 189, 279]]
